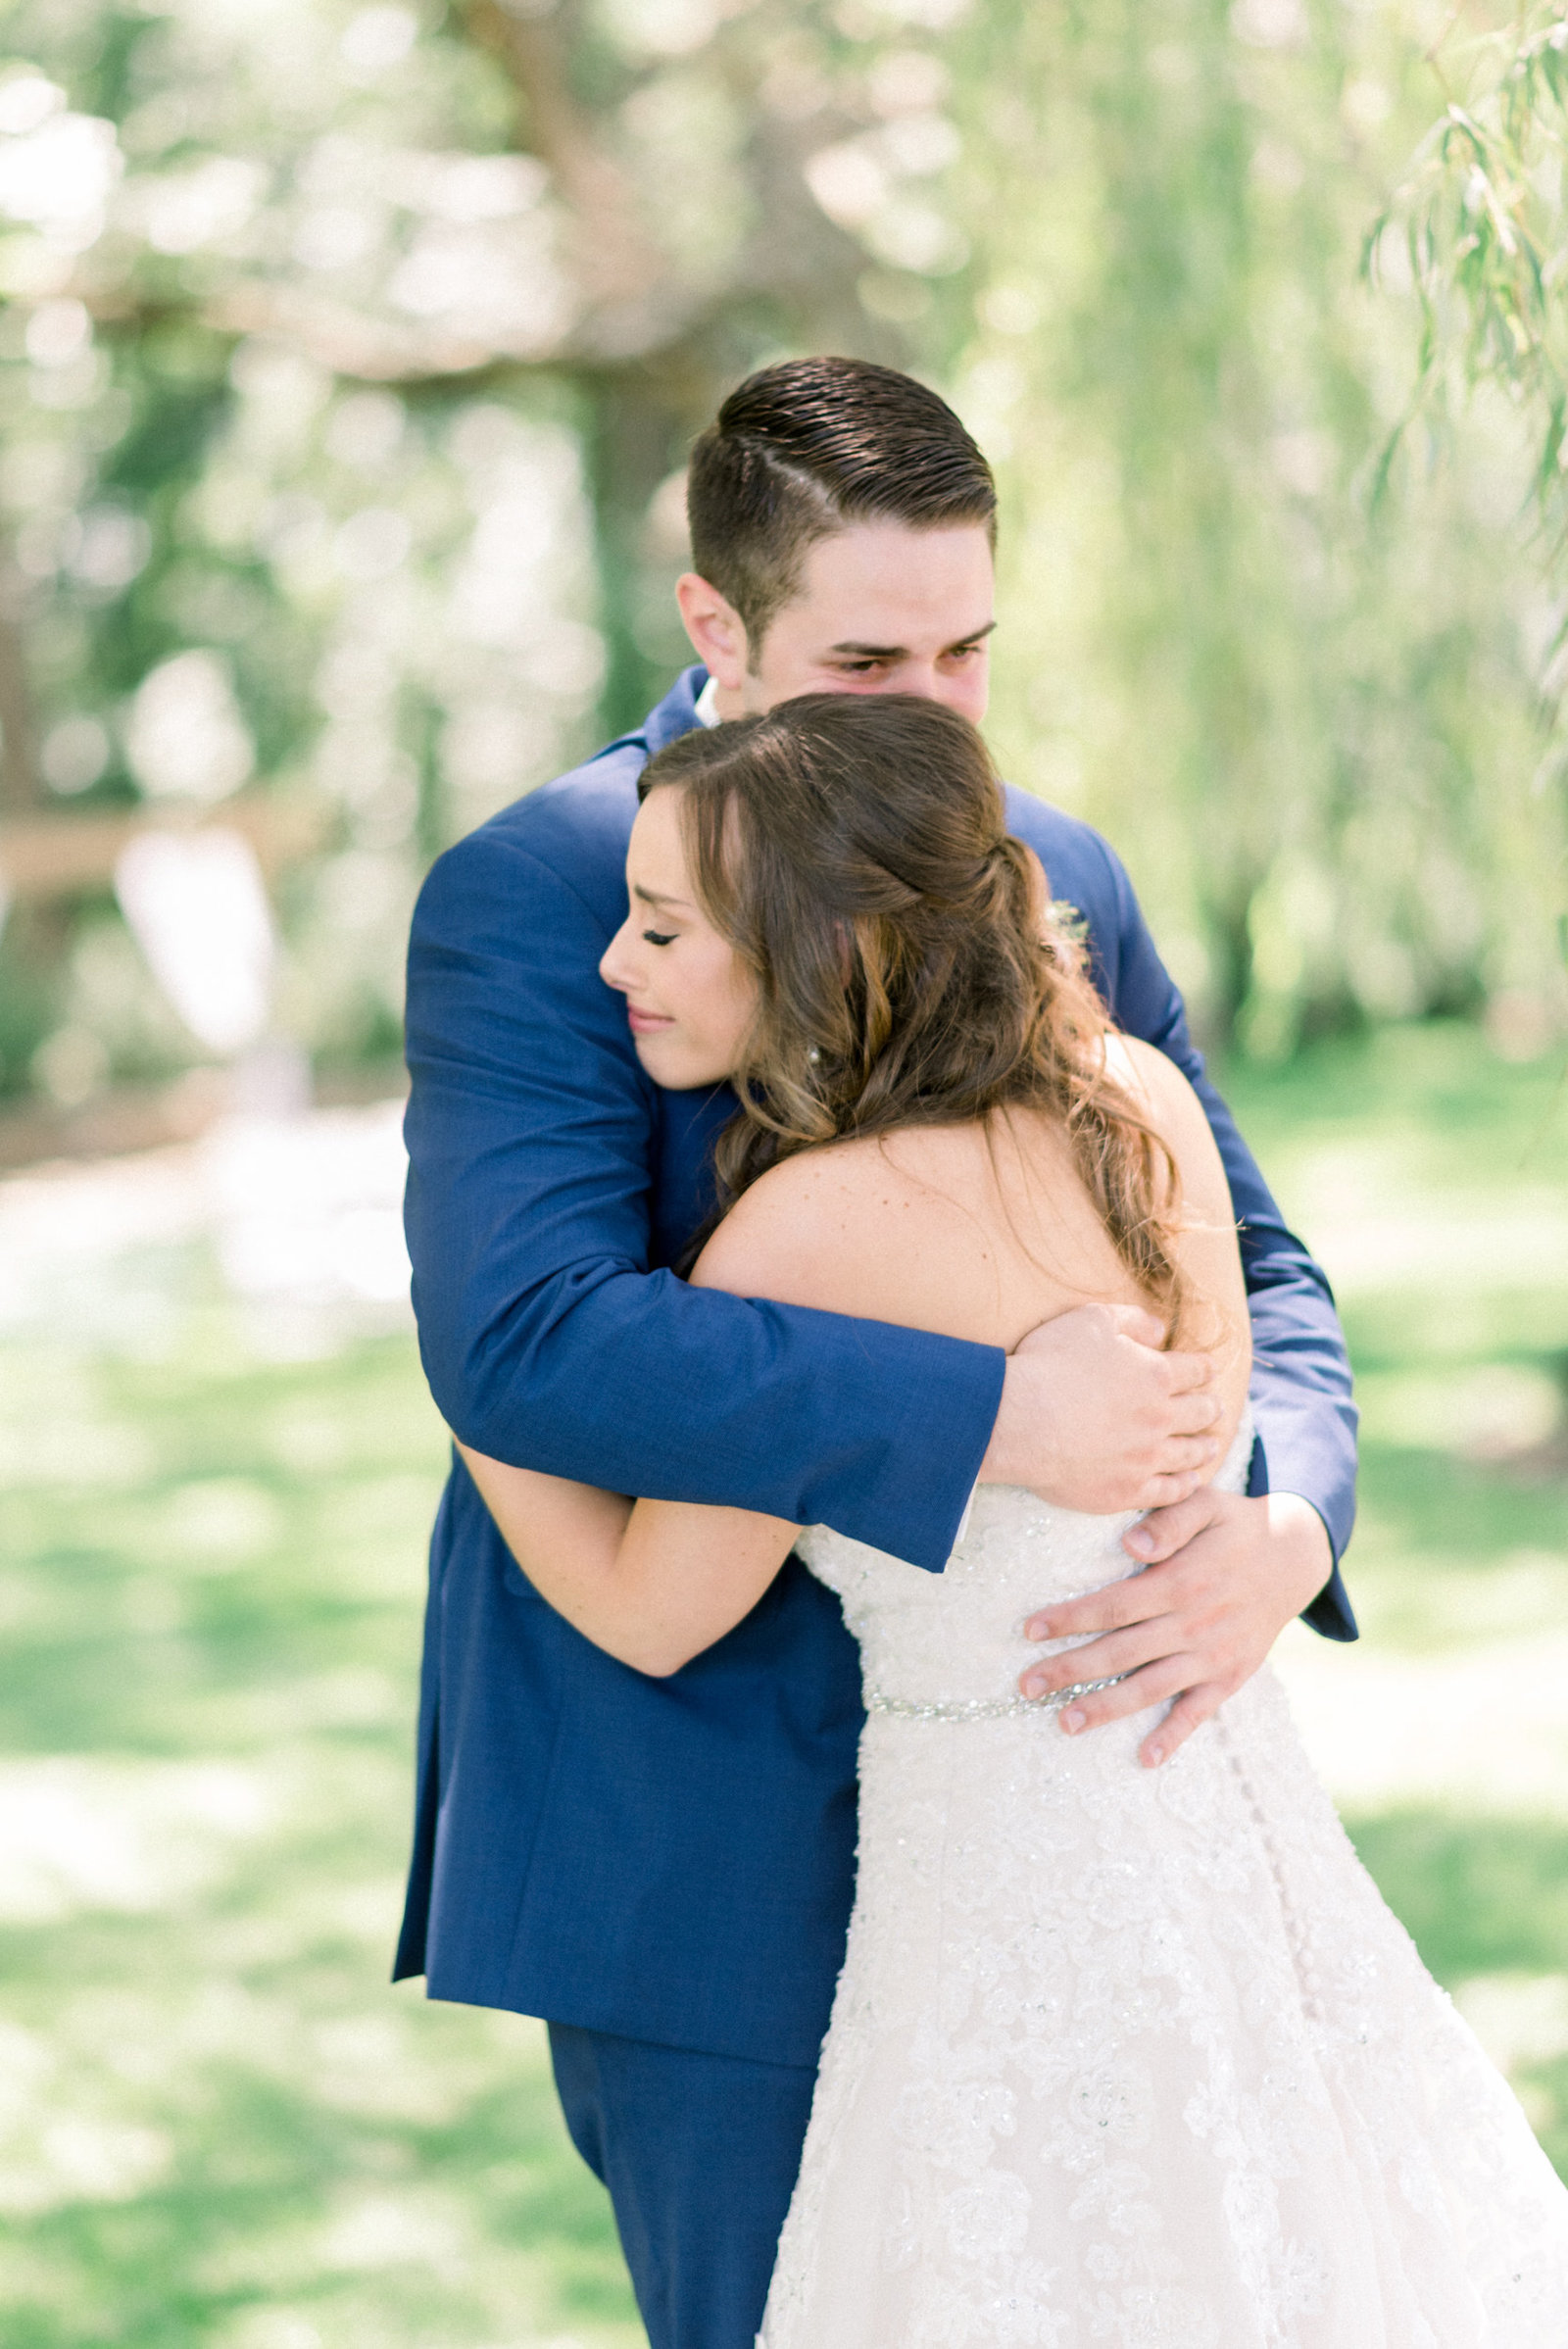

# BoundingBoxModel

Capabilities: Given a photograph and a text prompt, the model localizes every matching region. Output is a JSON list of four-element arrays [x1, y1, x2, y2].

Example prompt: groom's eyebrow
[[827, 619, 998, 657]]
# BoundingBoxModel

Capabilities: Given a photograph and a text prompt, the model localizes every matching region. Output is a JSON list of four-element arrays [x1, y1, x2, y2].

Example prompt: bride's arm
[[453, 1444, 801, 1677], [457, 1165, 905, 1673], [459, 1131, 1062, 1673]]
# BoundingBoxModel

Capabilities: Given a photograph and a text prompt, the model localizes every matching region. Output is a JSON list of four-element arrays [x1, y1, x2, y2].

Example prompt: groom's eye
[[642, 927, 678, 947]]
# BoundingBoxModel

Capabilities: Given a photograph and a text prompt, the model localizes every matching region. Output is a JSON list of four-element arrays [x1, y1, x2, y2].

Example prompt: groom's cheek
[[950, 658, 989, 724]]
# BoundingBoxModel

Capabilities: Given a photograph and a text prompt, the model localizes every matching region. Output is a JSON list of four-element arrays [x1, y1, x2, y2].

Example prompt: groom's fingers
[[1167, 1386, 1224, 1436], [1134, 1465, 1208, 1511], [1102, 1302, 1170, 1350], [1041, 1650, 1194, 1733], [1100, 1306, 1213, 1395], [1019, 1614, 1176, 1699], [1017, 1642, 1226, 1768], [1023, 1512, 1218, 1643], [1122, 1489, 1216, 1562], [1138, 1683, 1226, 1769], [1121, 1441, 1225, 1517], [1141, 1433, 1223, 1479], [1158, 1345, 1217, 1396]]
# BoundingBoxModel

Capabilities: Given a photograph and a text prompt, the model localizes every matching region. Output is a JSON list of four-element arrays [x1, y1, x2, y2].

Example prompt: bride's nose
[[599, 917, 638, 993]]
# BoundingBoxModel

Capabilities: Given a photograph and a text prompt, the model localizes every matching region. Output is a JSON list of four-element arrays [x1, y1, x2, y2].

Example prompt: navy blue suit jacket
[[395, 666, 1358, 2066]]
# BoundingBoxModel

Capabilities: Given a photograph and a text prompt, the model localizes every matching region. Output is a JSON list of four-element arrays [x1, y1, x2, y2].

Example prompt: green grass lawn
[[1224, 1024, 1568, 2171], [1, 1020, 1564, 2345], [0, 1288, 642, 2344]]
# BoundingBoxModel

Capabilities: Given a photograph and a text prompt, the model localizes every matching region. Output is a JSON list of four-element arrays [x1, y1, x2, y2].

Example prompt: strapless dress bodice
[[797, 1419, 1254, 1712]]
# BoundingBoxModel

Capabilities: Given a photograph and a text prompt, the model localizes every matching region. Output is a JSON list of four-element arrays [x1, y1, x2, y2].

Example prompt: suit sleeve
[[403, 825, 1004, 1574], [1082, 833, 1359, 1640]]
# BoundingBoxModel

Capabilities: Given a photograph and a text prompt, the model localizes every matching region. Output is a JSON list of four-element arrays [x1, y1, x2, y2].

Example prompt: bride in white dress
[[460, 692, 1568, 2345]]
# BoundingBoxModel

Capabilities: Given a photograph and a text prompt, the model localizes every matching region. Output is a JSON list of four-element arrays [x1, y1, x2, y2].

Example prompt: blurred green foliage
[[0, 1021, 1563, 2342], [0, 0, 1564, 1104], [1386, 8, 1568, 529]]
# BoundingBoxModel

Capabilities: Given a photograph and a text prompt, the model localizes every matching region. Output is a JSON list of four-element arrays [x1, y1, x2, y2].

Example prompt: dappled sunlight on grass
[[1227, 1023, 1568, 2183], [0, 1110, 640, 2347], [1343, 1813, 1568, 2175], [0, 1027, 1564, 2339]]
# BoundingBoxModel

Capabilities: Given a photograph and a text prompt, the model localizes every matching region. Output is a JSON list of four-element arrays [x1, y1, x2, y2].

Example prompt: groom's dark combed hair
[[687, 358, 997, 653]]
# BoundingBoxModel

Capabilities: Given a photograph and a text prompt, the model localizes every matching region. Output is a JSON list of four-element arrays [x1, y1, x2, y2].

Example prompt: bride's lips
[[626, 1007, 675, 1036]]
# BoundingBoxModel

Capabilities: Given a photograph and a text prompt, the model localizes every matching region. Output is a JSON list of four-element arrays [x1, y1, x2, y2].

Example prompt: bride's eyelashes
[[642, 928, 678, 947]]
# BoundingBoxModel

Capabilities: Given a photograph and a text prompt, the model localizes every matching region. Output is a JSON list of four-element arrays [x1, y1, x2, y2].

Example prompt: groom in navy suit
[[395, 359, 1358, 2349]]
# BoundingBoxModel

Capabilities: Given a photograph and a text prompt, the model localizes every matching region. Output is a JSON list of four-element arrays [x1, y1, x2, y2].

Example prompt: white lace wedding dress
[[759, 1422, 1568, 2347]]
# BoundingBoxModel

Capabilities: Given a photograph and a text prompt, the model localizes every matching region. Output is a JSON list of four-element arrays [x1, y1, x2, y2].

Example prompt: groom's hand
[[1016, 1489, 1333, 1769], [978, 1302, 1222, 1513]]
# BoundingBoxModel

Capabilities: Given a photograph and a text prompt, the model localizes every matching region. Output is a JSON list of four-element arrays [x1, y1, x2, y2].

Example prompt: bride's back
[[691, 1030, 1252, 1457]]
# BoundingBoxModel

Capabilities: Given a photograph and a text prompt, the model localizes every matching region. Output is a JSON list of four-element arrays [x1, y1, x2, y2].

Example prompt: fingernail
[[1125, 1527, 1153, 1554], [1061, 1708, 1086, 1735], [1023, 1675, 1046, 1699], [1146, 1743, 1164, 1768], [1025, 1616, 1052, 1640]]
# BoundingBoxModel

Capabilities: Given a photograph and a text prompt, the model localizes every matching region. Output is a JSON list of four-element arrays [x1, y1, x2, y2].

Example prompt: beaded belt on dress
[[865, 1672, 1128, 1722]]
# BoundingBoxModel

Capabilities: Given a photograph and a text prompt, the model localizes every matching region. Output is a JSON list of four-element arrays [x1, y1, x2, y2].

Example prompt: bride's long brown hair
[[641, 693, 1185, 1334]]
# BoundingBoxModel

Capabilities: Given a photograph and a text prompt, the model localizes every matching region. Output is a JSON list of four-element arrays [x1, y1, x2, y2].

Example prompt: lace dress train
[[759, 1426, 1568, 2348]]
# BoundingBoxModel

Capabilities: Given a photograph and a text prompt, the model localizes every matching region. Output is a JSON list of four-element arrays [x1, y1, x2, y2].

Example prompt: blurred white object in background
[[125, 650, 255, 805], [0, 1095, 412, 1354], [114, 826, 274, 1056], [206, 1100, 411, 1319]]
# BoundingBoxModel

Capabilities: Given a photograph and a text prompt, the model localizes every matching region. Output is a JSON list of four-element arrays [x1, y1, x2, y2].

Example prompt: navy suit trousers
[[548, 2022, 816, 2349]]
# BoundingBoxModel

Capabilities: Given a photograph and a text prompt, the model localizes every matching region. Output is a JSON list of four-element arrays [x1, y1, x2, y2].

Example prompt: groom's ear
[[676, 571, 751, 693]]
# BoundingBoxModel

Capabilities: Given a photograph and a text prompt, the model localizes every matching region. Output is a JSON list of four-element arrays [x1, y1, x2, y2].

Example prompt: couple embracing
[[395, 360, 1568, 2345]]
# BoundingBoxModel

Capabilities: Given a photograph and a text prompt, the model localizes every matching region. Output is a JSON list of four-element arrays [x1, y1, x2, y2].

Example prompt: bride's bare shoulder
[[1102, 1030, 1190, 1116], [689, 1133, 981, 1325], [1103, 1035, 1229, 1210]]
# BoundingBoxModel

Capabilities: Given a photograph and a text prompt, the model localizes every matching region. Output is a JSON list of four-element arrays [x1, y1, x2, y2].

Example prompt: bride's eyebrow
[[632, 883, 693, 910]]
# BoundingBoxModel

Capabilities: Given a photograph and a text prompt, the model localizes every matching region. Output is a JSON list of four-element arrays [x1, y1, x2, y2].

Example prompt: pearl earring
[[808, 1047, 821, 1066]]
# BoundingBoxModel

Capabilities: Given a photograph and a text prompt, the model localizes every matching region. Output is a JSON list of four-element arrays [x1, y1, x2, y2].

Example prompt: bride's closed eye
[[642, 928, 678, 947]]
